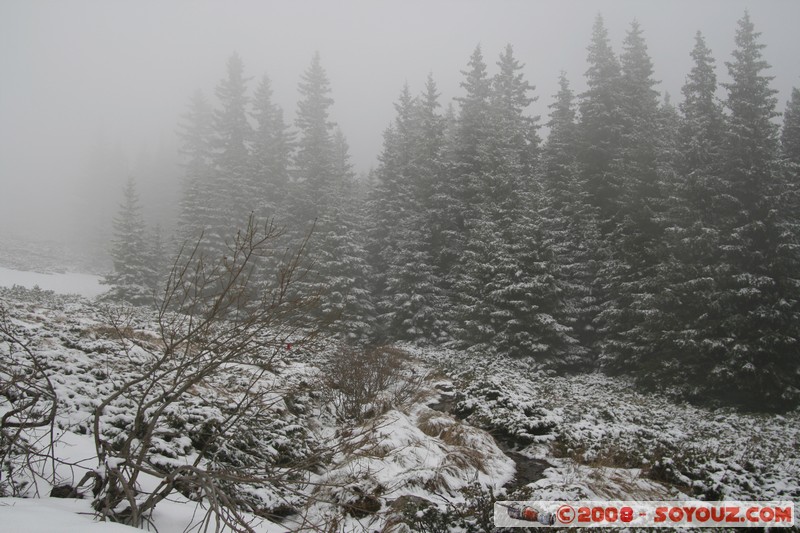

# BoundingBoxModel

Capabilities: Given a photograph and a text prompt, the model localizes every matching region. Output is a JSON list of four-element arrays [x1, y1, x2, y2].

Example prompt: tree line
[[105, 13, 800, 411]]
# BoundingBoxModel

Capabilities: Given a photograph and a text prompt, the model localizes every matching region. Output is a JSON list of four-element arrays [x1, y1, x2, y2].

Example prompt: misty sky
[[1, 0, 799, 241]]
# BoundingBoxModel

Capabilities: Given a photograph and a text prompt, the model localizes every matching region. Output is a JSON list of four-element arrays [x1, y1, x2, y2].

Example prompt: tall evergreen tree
[[194, 53, 253, 259], [370, 85, 420, 336], [645, 33, 727, 389], [213, 52, 253, 216], [287, 54, 374, 341], [598, 20, 666, 372], [578, 14, 624, 224], [102, 177, 153, 305], [710, 12, 800, 409], [781, 87, 800, 165], [617, 19, 661, 204], [407, 75, 449, 342], [446, 45, 500, 350], [453, 46, 493, 175], [722, 12, 780, 218], [292, 52, 336, 224], [251, 74, 292, 221], [416, 74, 447, 195], [448, 45, 571, 361], [679, 32, 725, 185], [176, 90, 214, 244], [782, 87, 800, 222], [488, 44, 537, 181], [309, 132, 375, 342], [371, 81, 448, 342], [428, 47, 495, 341], [540, 73, 597, 364]]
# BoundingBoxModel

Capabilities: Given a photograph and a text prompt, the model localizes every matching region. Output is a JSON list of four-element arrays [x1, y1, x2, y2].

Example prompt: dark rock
[[50, 483, 81, 499], [345, 493, 381, 518]]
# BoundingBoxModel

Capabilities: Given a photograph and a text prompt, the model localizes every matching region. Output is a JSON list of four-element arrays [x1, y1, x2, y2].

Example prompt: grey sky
[[1, 0, 799, 241]]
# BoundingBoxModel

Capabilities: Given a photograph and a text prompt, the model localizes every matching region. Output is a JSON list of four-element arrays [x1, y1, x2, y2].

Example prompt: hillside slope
[[1, 286, 797, 531]]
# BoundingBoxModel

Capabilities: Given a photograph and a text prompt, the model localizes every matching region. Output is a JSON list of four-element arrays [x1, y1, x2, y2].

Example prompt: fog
[[1, 0, 798, 248]]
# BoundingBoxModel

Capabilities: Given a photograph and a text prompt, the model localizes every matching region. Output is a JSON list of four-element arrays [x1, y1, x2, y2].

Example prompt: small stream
[[428, 385, 551, 491]]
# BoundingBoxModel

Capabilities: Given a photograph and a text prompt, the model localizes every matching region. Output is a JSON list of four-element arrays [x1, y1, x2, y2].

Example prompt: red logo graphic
[[557, 504, 576, 524]]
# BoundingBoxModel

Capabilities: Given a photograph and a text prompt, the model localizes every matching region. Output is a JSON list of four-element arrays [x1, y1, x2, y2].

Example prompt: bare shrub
[[0, 304, 59, 497], [323, 345, 425, 422], [86, 216, 328, 531]]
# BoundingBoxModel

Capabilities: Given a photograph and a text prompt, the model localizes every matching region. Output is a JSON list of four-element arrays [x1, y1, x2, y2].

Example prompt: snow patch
[[0, 266, 104, 298]]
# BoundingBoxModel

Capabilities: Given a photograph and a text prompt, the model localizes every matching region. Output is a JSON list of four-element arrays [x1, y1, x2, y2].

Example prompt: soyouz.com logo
[[494, 501, 795, 528]]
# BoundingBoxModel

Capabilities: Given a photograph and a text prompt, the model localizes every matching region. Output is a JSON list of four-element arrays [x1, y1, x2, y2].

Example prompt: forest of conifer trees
[[106, 13, 800, 412]]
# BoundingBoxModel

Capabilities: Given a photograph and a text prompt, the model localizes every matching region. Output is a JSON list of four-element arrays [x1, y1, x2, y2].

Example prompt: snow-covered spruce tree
[[538, 72, 597, 366], [288, 56, 375, 341], [309, 130, 375, 342], [577, 14, 624, 228], [289, 52, 337, 227], [782, 87, 800, 225], [368, 84, 416, 340], [369, 84, 416, 306], [449, 45, 572, 361], [204, 52, 253, 259], [782, 87, 800, 217], [705, 12, 800, 410], [416, 74, 448, 204], [783, 88, 800, 164], [412, 75, 450, 343], [487, 44, 538, 179], [575, 15, 626, 366], [641, 32, 728, 390], [433, 46, 493, 291], [443, 46, 498, 347], [176, 89, 214, 245], [247, 74, 296, 300], [452, 45, 493, 177], [444, 45, 498, 350], [393, 76, 450, 343], [598, 20, 667, 374], [101, 177, 154, 305], [370, 82, 447, 343], [679, 32, 726, 188], [251, 74, 292, 222]]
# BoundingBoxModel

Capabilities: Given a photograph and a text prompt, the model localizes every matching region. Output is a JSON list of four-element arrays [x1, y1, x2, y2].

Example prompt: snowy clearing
[[0, 266, 104, 299]]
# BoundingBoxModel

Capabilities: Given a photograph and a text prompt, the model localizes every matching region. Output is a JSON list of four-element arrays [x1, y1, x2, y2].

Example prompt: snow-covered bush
[[322, 345, 425, 422], [83, 218, 327, 530], [0, 298, 59, 497]]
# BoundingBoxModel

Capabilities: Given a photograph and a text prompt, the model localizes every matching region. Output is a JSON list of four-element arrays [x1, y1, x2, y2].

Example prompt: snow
[[409, 344, 800, 504], [0, 497, 135, 533], [0, 495, 289, 533], [2, 289, 798, 532], [0, 266, 104, 298]]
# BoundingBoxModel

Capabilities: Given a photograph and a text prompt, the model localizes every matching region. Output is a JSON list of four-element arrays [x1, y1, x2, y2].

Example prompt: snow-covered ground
[[0, 497, 136, 533], [1, 286, 798, 532], [0, 266, 104, 298], [0, 287, 518, 531], [414, 345, 800, 503]]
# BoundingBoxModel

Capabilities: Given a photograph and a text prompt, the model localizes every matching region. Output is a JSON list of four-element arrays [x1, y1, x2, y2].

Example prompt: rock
[[345, 493, 381, 518], [381, 496, 438, 533], [50, 483, 81, 499]]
